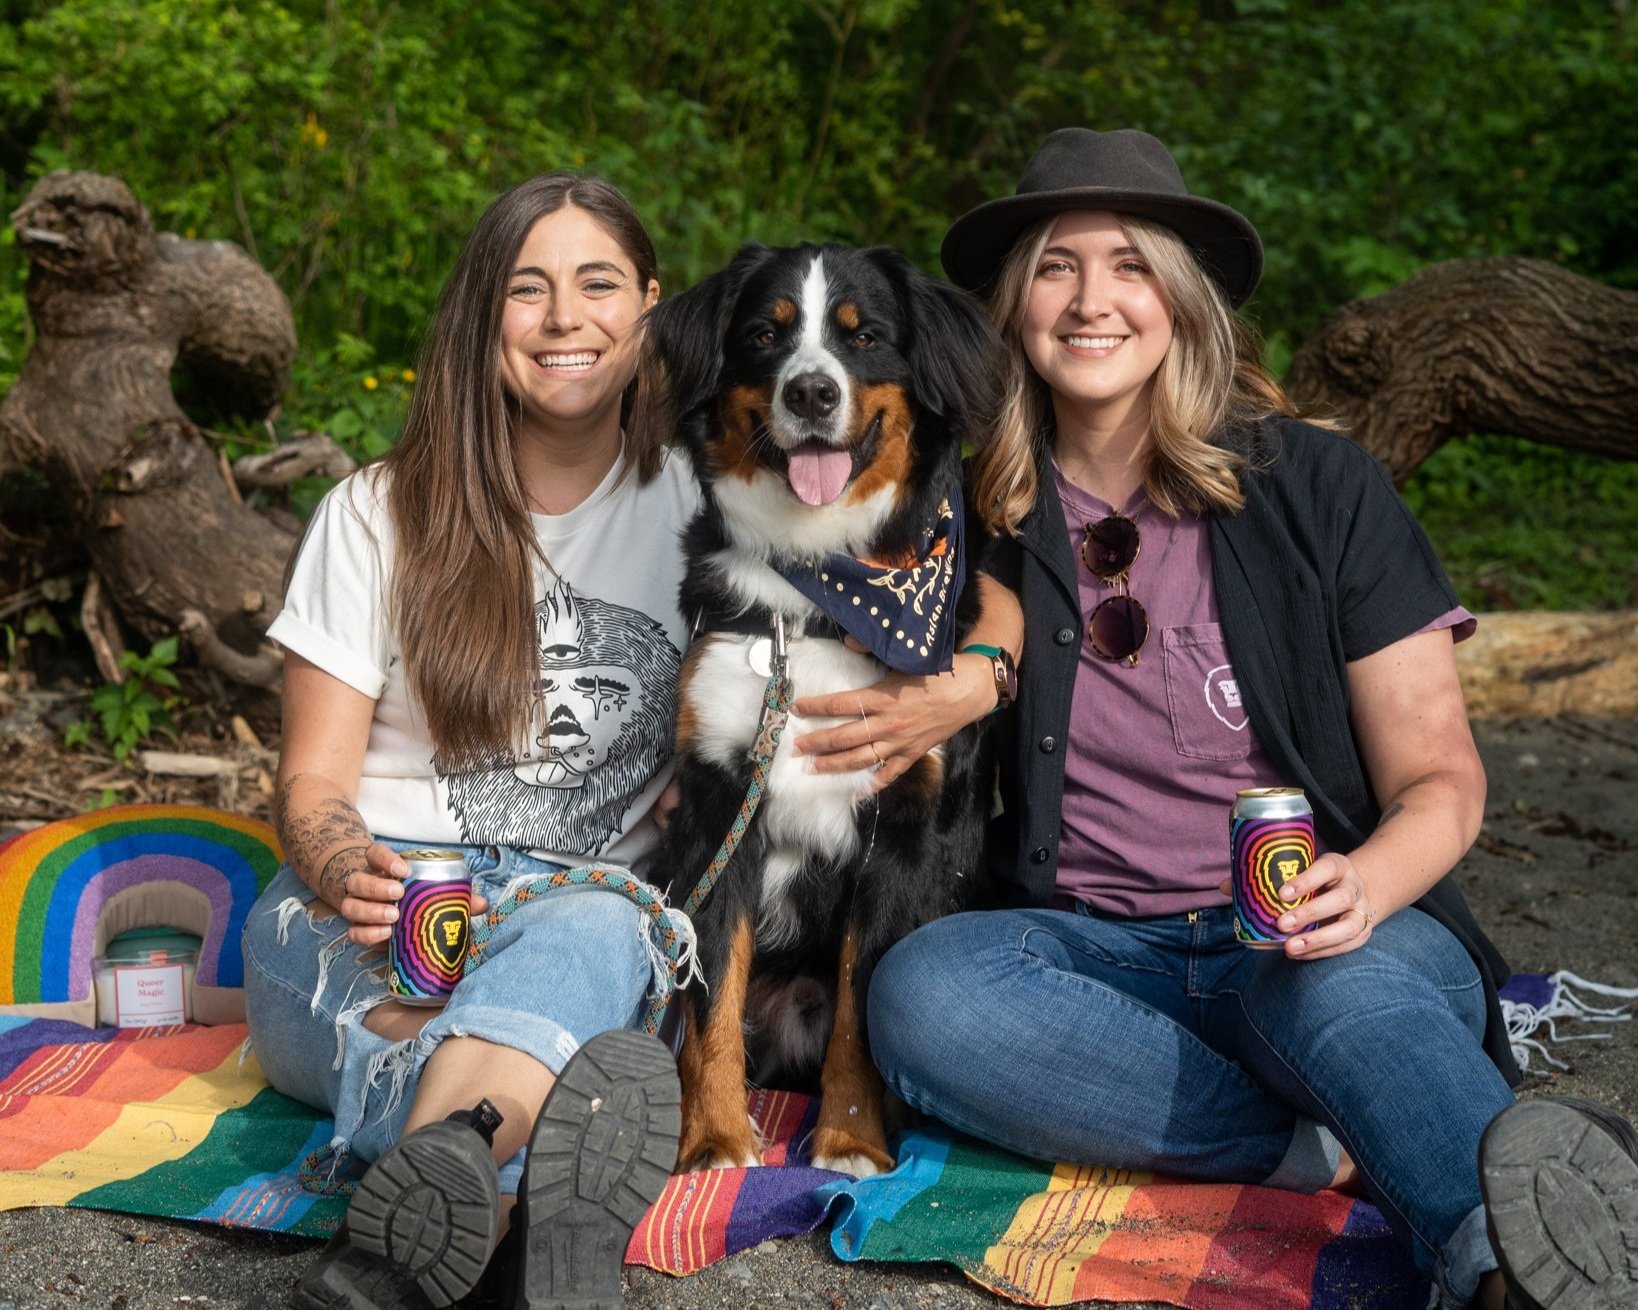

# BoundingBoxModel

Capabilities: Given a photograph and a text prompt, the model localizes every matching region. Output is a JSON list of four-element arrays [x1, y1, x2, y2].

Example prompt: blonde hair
[[970, 213, 1305, 535]]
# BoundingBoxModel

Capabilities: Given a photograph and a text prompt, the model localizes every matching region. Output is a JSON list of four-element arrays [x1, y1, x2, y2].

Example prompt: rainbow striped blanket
[[0, 1016, 1429, 1308], [822, 1130, 1424, 1308], [4, 808, 1630, 1307]]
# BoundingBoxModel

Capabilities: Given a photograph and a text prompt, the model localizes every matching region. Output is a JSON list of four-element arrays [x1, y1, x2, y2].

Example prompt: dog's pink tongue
[[787, 442, 853, 507]]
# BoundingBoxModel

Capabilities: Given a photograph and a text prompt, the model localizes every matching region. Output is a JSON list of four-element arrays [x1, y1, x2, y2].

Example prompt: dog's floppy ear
[[644, 243, 770, 420], [868, 247, 1002, 426]]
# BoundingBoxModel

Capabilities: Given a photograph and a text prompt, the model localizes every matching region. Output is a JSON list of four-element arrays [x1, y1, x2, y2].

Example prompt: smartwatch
[[958, 643, 1017, 713]]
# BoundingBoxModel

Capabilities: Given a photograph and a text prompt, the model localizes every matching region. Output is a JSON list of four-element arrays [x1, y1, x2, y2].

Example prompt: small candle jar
[[92, 927, 201, 1028]]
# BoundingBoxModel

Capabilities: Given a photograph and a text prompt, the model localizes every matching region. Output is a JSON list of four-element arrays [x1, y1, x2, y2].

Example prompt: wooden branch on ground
[[0, 575, 79, 624], [80, 573, 128, 683], [1285, 257, 1638, 484], [232, 433, 357, 488], [140, 751, 238, 778], [179, 608, 282, 687]]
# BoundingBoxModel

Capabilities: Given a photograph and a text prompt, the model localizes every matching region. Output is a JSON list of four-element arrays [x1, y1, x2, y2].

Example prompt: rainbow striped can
[[1230, 788, 1316, 949], [387, 849, 472, 1004]]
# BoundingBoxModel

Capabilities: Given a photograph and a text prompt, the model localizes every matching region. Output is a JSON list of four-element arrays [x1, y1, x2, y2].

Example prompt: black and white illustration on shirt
[[1205, 663, 1249, 731], [443, 579, 679, 855]]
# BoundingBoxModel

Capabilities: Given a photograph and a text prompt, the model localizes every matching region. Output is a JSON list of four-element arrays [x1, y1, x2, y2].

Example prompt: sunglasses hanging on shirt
[[1080, 514, 1149, 666]]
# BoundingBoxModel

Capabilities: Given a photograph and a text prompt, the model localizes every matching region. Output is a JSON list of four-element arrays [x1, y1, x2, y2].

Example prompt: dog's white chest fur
[[686, 633, 879, 865]]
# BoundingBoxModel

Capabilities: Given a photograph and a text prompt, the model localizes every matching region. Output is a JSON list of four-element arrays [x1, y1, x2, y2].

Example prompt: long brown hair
[[970, 213, 1305, 535], [379, 172, 662, 767]]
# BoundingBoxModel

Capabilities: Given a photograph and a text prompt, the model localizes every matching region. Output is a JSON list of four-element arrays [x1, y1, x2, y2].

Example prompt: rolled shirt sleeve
[[266, 472, 394, 699]]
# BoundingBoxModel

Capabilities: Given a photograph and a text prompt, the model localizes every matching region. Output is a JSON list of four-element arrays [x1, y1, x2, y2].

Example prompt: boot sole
[[517, 1029, 681, 1310], [291, 1244, 430, 1310], [345, 1120, 500, 1307], [1480, 1099, 1638, 1309]]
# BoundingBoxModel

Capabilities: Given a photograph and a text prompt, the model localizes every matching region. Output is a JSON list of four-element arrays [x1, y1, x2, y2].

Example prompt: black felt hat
[[941, 128, 1263, 307]]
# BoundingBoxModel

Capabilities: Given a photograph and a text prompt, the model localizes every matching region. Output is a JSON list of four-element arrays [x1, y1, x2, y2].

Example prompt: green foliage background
[[1, 0, 1634, 608]]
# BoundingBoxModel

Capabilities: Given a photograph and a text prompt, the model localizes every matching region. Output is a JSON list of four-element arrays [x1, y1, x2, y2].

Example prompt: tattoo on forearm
[[1377, 802, 1406, 829], [316, 843, 369, 906], [277, 777, 371, 905], [275, 774, 299, 829]]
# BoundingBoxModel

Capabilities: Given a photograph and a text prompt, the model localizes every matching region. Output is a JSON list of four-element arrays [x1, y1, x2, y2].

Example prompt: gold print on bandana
[[862, 498, 956, 657], [784, 493, 963, 672]]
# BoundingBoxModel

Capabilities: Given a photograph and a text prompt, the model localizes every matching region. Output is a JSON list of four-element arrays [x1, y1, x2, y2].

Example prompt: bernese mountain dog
[[644, 243, 1003, 1176]]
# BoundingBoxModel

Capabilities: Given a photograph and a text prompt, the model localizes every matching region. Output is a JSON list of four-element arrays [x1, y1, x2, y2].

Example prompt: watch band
[[958, 644, 1016, 713]]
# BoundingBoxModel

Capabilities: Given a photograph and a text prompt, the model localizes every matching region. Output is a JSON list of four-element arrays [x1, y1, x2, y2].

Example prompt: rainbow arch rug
[[0, 805, 282, 1026], [0, 1014, 1426, 1308]]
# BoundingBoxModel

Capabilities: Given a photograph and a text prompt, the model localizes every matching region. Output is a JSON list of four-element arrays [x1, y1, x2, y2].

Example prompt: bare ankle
[[1329, 1149, 1366, 1196]]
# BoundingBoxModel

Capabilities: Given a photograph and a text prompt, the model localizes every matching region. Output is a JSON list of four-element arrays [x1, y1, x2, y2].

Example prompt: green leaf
[[327, 408, 364, 439]]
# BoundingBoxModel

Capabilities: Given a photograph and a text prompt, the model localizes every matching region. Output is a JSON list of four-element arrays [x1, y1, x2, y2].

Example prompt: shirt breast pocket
[[1162, 624, 1252, 761]]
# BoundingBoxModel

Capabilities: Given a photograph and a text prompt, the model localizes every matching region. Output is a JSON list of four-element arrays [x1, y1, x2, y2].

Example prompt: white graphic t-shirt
[[268, 448, 699, 877]]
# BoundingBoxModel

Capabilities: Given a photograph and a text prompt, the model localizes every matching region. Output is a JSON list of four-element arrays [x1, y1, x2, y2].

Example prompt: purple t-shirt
[[1051, 464, 1472, 916]]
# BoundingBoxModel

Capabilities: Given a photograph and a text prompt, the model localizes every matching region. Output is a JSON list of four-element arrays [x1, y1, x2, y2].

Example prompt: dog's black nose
[[782, 372, 840, 420]]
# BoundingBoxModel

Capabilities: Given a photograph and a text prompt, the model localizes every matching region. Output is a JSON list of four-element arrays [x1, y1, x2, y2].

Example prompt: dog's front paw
[[693, 1145, 764, 1171], [678, 1115, 764, 1173], [812, 1149, 892, 1178], [811, 1127, 895, 1178]]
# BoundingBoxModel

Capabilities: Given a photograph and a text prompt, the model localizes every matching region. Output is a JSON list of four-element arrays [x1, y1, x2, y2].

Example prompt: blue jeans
[[868, 903, 1514, 1309], [242, 843, 668, 1195]]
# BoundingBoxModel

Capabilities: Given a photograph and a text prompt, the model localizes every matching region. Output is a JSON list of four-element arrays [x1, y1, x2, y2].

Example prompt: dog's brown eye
[[753, 329, 776, 349], [850, 331, 875, 349]]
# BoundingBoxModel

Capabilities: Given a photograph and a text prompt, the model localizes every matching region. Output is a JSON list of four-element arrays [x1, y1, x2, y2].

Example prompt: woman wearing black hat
[[867, 128, 1638, 1310]]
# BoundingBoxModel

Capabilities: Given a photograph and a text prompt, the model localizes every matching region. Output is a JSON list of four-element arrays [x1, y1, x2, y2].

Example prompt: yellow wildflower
[[401, 368, 416, 383], [363, 376, 379, 391]]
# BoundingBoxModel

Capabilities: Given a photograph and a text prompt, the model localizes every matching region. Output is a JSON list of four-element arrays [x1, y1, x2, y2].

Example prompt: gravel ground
[[2, 714, 1634, 1310]]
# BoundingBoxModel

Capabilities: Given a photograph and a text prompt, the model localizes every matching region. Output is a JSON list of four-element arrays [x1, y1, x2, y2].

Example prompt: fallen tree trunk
[[1284, 256, 1638, 485], [0, 172, 301, 686], [1455, 611, 1638, 718]]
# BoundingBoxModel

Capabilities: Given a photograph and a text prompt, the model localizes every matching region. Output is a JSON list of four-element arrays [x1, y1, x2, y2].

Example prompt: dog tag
[[747, 637, 773, 678]]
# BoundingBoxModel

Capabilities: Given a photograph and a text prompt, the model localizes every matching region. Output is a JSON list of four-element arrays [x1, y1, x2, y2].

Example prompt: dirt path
[[1, 715, 1634, 1310]]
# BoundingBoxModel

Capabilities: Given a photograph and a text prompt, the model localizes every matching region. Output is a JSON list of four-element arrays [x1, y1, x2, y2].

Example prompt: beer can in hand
[[1230, 788, 1316, 948], [387, 849, 472, 1004]]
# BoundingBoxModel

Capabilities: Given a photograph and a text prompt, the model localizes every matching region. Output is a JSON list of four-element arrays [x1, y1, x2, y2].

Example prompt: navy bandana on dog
[[773, 491, 966, 675]]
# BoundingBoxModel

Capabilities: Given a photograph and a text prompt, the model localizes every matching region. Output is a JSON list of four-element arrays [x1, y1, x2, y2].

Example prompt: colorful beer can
[[387, 849, 472, 1004], [1230, 787, 1316, 948]]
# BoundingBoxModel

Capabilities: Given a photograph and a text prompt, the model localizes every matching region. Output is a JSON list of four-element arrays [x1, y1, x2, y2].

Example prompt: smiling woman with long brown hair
[[242, 172, 693, 1310], [242, 159, 1028, 1310]]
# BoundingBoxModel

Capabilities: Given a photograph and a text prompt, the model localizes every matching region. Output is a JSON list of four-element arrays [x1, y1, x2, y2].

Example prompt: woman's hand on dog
[[792, 648, 997, 788]]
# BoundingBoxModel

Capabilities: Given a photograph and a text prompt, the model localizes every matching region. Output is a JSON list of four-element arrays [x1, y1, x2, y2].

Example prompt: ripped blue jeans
[[241, 843, 675, 1195]]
